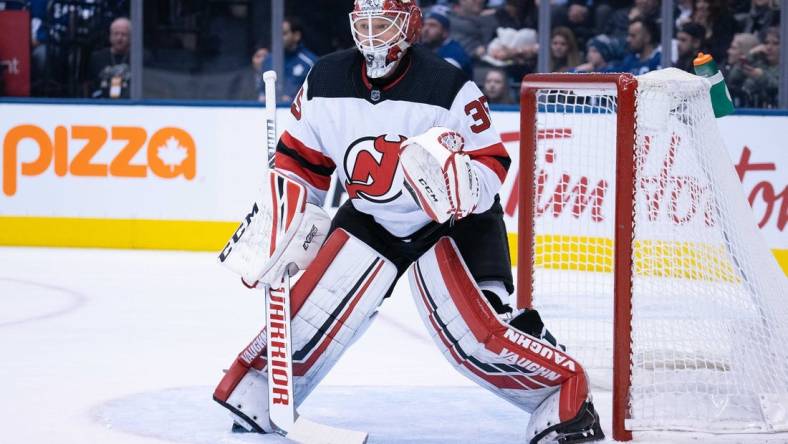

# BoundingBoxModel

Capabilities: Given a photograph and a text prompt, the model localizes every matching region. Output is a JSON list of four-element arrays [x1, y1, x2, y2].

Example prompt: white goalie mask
[[349, 0, 422, 79]]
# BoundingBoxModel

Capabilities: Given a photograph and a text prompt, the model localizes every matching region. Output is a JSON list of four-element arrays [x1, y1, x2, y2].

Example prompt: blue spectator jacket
[[30, 0, 49, 43], [260, 43, 317, 102], [436, 39, 473, 80], [608, 48, 662, 75]]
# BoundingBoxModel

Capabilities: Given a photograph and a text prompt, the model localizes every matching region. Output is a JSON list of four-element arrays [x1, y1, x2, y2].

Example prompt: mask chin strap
[[363, 42, 406, 78], [362, 49, 393, 78], [350, 11, 410, 79]]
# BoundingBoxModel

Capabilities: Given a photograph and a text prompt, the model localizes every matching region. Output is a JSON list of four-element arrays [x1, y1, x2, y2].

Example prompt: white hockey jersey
[[275, 46, 510, 237]]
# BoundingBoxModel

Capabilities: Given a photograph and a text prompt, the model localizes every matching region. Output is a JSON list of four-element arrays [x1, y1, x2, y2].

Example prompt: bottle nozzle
[[694, 52, 713, 66]]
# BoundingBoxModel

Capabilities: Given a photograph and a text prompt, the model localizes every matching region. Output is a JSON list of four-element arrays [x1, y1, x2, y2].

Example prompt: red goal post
[[516, 70, 788, 442], [518, 73, 638, 441]]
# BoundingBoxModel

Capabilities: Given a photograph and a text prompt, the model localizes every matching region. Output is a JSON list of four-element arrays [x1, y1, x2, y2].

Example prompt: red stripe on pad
[[434, 238, 506, 342], [269, 173, 279, 257], [213, 358, 252, 402], [434, 238, 577, 386], [559, 365, 588, 422], [252, 356, 266, 370], [293, 259, 385, 375], [284, 179, 303, 231], [217, 230, 354, 399], [412, 264, 540, 391], [290, 229, 349, 315]]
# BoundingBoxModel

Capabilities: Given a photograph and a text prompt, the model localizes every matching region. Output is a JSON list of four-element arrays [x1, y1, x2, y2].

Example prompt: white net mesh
[[524, 69, 788, 433]]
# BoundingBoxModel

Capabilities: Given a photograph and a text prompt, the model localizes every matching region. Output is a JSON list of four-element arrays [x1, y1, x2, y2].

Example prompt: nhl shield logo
[[437, 131, 464, 153]]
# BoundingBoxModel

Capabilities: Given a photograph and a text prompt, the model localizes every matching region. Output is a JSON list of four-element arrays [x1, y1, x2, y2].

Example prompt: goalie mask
[[349, 0, 422, 79]]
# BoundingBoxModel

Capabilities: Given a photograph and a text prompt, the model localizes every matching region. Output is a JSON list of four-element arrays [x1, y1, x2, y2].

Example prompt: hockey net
[[517, 69, 788, 440]]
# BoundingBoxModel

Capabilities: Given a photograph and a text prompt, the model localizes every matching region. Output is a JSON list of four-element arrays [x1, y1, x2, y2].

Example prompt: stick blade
[[287, 417, 368, 444]]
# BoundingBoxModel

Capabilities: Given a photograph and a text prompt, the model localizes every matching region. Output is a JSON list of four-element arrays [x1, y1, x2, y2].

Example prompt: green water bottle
[[693, 52, 735, 118]]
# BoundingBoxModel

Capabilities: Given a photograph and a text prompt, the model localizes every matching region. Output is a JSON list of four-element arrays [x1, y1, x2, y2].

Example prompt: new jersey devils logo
[[290, 87, 304, 120], [344, 134, 407, 203]]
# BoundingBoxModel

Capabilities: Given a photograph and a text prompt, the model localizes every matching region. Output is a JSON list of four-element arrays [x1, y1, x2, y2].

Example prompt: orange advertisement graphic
[[3, 125, 196, 196]]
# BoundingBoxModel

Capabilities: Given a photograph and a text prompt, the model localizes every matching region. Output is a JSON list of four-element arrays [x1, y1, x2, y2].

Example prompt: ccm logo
[[218, 202, 259, 263], [2, 125, 196, 196], [418, 178, 439, 202]]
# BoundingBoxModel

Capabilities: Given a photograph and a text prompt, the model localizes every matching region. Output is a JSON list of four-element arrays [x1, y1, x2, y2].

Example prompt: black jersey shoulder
[[394, 45, 469, 109], [305, 48, 359, 100], [306, 46, 469, 110]]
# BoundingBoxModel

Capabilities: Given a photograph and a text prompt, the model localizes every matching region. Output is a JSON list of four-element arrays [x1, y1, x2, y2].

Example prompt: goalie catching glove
[[400, 127, 481, 224], [218, 170, 331, 288]]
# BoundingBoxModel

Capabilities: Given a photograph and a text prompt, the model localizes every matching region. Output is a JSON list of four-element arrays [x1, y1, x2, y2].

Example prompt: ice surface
[[0, 247, 779, 443], [93, 386, 524, 444]]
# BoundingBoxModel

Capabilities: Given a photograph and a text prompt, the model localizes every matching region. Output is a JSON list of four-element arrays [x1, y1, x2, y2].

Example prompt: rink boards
[[0, 101, 785, 275]]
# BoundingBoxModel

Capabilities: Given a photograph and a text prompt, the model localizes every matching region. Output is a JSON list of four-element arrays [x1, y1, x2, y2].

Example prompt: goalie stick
[[261, 70, 368, 444]]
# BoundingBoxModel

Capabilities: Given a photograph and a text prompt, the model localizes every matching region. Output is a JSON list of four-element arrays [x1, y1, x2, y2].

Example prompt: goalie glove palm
[[400, 127, 481, 223]]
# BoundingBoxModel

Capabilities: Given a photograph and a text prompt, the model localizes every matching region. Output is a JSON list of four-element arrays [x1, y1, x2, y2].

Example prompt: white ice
[[0, 247, 781, 443]]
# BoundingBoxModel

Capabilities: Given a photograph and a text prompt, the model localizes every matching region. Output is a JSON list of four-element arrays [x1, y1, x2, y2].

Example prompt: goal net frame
[[518, 73, 638, 441]]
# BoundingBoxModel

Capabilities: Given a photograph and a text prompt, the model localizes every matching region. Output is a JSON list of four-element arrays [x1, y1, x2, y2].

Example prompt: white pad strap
[[407, 237, 588, 415], [215, 229, 397, 432], [400, 127, 481, 223], [219, 170, 332, 286]]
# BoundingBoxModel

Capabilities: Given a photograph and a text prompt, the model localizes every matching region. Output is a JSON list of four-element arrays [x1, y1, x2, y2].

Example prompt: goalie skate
[[526, 393, 604, 444]]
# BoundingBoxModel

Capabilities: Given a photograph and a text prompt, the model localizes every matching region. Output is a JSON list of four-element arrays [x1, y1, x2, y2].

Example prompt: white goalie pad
[[407, 237, 590, 417], [214, 229, 397, 432], [400, 127, 481, 223], [218, 170, 332, 286]]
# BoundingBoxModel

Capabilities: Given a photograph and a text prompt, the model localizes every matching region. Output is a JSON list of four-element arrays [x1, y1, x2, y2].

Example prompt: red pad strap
[[213, 357, 254, 402]]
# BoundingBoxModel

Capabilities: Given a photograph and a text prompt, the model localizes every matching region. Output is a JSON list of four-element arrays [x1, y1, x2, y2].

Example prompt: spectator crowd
[[0, 0, 130, 97], [418, 0, 781, 108], [0, 0, 782, 108]]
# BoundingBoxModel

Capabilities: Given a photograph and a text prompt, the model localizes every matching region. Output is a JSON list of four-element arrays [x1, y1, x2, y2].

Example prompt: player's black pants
[[328, 195, 514, 296]]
